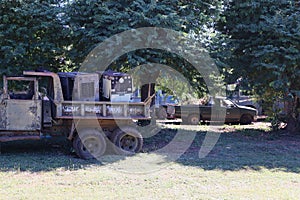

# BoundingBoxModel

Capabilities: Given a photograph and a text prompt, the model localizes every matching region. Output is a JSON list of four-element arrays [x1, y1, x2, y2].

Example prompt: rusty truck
[[163, 97, 257, 125], [0, 70, 152, 159]]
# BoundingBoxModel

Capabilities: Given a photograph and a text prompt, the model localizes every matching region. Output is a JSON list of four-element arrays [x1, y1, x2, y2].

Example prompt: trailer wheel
[[187, 114, 200, 125], [112, 126, 143, 155], [73, 129, 107, 159]]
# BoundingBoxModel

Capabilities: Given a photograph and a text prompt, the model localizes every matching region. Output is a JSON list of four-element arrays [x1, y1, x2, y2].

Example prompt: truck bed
[[164, 97, 257, 124], [54, 99, 151, 120]]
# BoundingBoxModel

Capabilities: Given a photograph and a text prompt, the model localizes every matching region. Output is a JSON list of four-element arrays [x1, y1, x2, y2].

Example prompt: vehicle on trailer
[[0, 70, 152, 159]]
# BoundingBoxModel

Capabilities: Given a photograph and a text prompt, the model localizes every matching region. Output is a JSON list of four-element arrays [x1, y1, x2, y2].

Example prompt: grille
[[81, 82, 94, 98]]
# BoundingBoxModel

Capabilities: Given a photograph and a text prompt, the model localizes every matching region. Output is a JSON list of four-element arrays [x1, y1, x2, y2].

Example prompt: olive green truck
[[0, 71, 152, 159]]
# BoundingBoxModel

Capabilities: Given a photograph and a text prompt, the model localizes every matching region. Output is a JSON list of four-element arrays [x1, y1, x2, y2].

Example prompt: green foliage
[[0, 0, 72, 75], [220, 1, 300, 94], [66, 0, 189, 66], [219, 0, 300, 131], [65, 0, 226, 97], [0, 0, 226, 97]]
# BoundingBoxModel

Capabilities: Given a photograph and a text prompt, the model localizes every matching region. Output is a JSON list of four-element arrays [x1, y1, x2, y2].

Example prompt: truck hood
[[237, 105, 257, 113]]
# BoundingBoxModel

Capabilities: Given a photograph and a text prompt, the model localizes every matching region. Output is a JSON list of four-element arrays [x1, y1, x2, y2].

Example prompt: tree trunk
[[285, 94, 300, 134], [286, 116, 299, 134]]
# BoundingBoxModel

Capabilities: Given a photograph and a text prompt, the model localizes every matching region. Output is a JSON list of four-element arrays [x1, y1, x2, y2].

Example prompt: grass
[[1, 122, 300, 199]]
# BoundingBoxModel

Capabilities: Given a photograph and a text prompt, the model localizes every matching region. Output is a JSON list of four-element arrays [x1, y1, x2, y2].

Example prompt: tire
[[137, 119, 151, 127], [187, 114, 200, 125], [240, 114, 252, 125], [157, 107, 167, 119], [111, 126, 143, 155], [181, 117, 188, 124], [73, 129, 107, 159]]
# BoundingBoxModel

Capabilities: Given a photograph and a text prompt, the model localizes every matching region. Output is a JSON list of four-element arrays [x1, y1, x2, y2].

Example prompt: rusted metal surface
[[0, 135, 40, 142], [71, 118, 133, 136], [58, 72, 99, 101], [23, 71, 153, 120], [42, 100, 52, 127], [0, 99, 42, 131], [2, 76, 39, 100], [56, 100, 151, 119], [0, 103, 6, 129], [0, 76, 42, 132], [23, 71, 64, 102]]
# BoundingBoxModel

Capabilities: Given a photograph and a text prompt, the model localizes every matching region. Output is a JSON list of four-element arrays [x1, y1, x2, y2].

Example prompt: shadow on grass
[[0, 137, 102, 172], [1, 126, 299, 173], [144, 127, 300, 173]]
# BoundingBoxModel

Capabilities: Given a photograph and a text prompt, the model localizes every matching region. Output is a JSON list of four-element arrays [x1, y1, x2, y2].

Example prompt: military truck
[[0, 71, 152, 159]]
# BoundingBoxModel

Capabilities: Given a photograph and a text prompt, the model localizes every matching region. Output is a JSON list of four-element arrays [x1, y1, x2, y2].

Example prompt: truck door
[[221, 99, 240, 122], [0, 77, 42, 131]]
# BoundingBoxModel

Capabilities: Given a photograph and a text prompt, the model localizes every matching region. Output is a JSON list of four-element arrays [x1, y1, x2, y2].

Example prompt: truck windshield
[[221, 99, 235, 107]]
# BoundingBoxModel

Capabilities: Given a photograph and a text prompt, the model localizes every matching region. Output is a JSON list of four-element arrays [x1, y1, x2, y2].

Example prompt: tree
[[66, 0, 226, 97], [219, 0, 300, 133], [0, 0, 71, 75], [0, 0, 226, 98]]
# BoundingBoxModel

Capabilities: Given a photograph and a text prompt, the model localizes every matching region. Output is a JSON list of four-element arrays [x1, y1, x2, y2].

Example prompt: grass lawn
[[1, 122, 300, 199]]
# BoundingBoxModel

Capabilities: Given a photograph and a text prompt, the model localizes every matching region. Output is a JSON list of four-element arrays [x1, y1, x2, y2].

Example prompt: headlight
[[119, 78, 124, 83]]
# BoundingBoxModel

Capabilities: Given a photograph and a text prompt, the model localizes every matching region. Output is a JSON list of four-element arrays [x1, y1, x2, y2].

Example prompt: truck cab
[[0, 76, 42, 141]]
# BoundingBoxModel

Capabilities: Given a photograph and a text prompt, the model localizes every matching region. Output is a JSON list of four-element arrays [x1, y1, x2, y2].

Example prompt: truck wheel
[[181, 117, 188, 124], [157, 107, 167, 119], [111, 126, 143, 155], [137, 119, 151, 127], [187, 114, 200, 125], [73, 129, 107, 159], [240, 114, 252, 125]]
